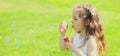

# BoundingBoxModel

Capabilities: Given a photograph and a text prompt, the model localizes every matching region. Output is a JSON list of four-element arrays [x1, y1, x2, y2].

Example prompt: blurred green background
[[0, 0, 120, 56]]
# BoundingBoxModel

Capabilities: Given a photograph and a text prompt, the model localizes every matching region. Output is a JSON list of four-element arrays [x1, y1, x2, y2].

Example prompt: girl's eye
[[74, 18, 77, 20]]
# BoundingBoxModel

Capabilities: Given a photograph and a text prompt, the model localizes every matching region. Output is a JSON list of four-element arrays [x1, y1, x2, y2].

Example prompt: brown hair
[[75, 4, 106, 54]]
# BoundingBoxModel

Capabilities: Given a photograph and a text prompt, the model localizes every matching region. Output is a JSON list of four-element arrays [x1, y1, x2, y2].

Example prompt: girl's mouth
[[72, 25, 74, 27]]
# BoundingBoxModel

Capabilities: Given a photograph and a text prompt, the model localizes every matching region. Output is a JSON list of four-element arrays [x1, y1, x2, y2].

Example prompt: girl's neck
[[79, 29, 86, 38]]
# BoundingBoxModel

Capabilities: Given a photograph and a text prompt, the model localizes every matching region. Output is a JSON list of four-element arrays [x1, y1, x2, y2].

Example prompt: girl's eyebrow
[[73, 16, 76, 19], [73, 15, 75, 18]]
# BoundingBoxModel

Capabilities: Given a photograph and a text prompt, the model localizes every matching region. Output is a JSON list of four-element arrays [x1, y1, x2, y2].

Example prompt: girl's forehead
[[72, 10, 78, 16], [72, 7, 86, 17]]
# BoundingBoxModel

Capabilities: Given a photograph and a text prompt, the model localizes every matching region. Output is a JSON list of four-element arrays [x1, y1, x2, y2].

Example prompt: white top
[[72, 33, 97, 56]]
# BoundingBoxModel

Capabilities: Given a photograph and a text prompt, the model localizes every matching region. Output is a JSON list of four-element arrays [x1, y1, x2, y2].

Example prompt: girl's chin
[[73, 29, 80, 33]]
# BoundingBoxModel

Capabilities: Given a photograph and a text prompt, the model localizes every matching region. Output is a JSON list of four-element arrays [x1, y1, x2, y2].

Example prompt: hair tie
[[91, 8, 95, 16]]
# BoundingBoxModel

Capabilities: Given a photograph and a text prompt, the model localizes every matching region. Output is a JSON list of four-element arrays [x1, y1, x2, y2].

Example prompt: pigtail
[[83, 4, 106, 53], [88, 7, 106, 54]]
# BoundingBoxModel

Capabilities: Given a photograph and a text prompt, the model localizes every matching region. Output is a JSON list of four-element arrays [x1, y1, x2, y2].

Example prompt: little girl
[[59, 4, 106, 56]]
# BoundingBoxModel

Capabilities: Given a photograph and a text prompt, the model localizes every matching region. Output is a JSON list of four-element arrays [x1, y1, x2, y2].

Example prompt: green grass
[[0, 0, 120, 56]]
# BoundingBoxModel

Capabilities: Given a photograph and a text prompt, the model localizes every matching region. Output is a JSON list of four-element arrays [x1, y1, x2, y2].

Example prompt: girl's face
[[72, 8, 85, 32]]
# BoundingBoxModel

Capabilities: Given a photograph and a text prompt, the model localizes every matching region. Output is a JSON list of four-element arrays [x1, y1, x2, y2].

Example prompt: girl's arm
[[59, 22, 75, 51], [59, 22, 68, 51], [59, 33, 75, 51], [87, 37, 97, 56], [65, 43, 86, 56], [65, 36, 97, 56], [59, 35, 65, 50]]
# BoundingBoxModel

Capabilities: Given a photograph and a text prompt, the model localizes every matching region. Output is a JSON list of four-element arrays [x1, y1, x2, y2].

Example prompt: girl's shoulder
[[87, 35, 97, 49], [88, 35, 96, 43], [87, 35, 98, 55]]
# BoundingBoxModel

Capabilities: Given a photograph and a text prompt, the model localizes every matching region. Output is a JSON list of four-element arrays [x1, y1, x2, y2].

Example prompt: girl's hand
[[64, 42, 77, 52], [59, 21, 68, 36]]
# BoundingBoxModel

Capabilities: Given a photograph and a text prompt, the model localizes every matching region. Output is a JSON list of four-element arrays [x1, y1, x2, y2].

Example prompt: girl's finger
[[64, 43, 67, 47], [65, 47, 68, 50], [65, 47, 70, 51]]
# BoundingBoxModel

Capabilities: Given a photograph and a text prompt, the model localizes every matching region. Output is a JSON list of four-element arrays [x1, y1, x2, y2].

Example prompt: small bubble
[[13, 30, 16, 34], [6, 36, 11, 41], [16, 44, 20, 49], [5, 36, 11, 46], [15, 34, 20, 41], [48, 27, 54, 32], [19, 28, 24, 34], [5, 42, 9, 46], [11, 21, 16, 27]]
